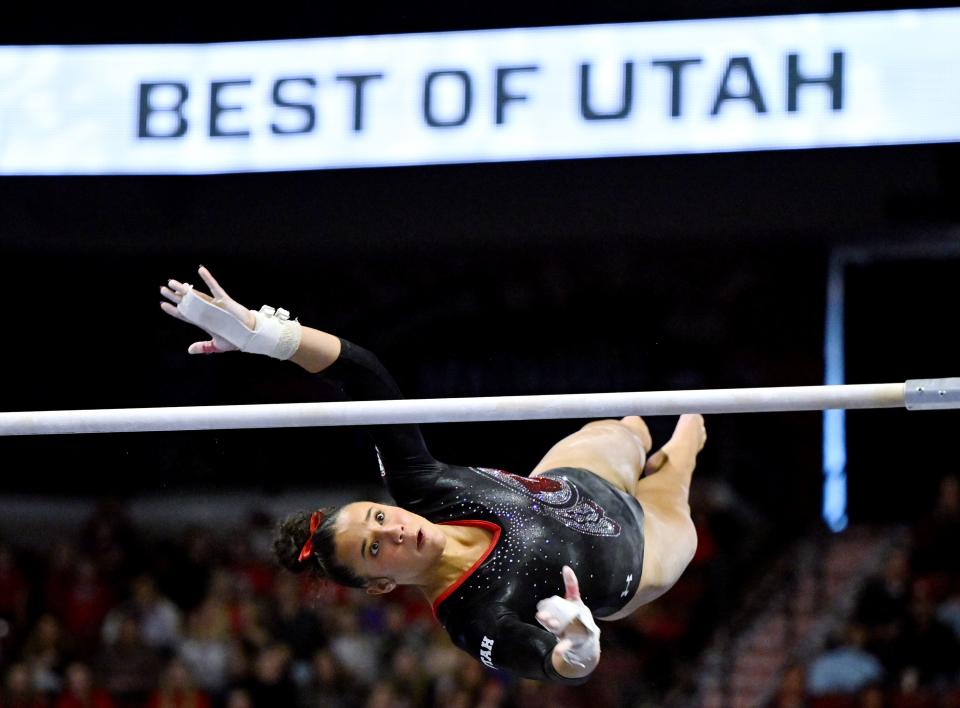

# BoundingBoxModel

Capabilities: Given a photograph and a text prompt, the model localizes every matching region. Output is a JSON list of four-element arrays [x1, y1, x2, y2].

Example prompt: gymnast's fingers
[[160, 286, 181, 303], [170, 278, 215, 304], [555, 638, 574, 657], [536, 611, 561, 633], [160, 302, 186, 321], [197, 266, 229, 301], [187, 339, 228, 355], [166, 279, 191, 296], [562, 565, 581, 602]]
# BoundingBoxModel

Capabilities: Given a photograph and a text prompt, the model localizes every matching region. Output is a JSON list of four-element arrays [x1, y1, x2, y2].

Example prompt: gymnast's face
[[333, 501, 445, 594]]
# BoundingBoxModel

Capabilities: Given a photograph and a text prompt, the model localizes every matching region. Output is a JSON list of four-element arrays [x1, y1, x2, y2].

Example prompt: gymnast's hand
[[536, 565, 601, 672], [160, 266, 255, 354], [160, 266, 302, 360]]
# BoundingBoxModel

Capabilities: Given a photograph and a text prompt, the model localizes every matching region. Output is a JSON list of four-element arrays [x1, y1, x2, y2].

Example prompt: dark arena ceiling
[[4, 2, 960, 44]]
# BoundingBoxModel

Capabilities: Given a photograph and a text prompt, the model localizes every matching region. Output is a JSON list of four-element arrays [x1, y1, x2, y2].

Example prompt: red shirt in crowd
[[53, 689, 114, 708]]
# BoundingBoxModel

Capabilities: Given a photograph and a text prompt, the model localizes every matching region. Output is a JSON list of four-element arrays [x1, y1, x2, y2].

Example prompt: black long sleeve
[[320, 338, 438, 474], [450, 605, 590, 685]]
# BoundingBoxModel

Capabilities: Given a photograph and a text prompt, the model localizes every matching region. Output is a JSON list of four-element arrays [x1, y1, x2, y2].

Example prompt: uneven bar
[[0, 381, 936, 437]]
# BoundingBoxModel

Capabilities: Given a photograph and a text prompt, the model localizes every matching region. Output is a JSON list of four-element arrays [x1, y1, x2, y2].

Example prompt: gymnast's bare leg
[[530, 414, 705, 620]]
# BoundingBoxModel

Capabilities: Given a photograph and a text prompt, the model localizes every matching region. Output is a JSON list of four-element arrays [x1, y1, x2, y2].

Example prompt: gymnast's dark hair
[[274, 509, 366, 589]]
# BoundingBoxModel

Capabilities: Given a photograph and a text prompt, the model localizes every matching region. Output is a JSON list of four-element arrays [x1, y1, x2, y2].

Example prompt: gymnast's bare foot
[[644, 414, 706, 475]]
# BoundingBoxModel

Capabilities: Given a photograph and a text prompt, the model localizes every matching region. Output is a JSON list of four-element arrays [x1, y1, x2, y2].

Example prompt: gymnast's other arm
[[469, 566, 599, 683], [159, 265, 343, 374], [538, 565, 602, 680], [160, 266, 436, 473]]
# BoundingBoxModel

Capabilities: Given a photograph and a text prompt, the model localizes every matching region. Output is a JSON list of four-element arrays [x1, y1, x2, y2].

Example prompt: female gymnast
[[160, 267, 705, 684]]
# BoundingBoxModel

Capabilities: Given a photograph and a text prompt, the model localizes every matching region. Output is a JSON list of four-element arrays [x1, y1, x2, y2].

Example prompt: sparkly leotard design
[[473, 467, 622, 537], [323, 340, 645, 684]]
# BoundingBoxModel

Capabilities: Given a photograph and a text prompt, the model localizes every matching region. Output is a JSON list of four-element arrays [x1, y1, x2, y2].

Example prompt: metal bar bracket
[[904, 378, 960, 410]]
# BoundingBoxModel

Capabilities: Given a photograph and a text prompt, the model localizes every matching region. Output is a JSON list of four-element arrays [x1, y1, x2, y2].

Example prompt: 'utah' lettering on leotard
[[480, 636, 496, 668]]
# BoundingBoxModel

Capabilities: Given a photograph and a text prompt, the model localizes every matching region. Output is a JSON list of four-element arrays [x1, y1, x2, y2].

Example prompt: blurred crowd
[[12, 467, 947, 708], [774, 475, 960, 708], [0, 487, 748, 708]]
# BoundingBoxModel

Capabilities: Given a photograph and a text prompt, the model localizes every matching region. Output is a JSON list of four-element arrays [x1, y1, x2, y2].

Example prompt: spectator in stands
[[95, 613, 161, 707], [145, 657, 211, 708], [857, 685, 885, 708], [232, 598, 271, 654], [475, 679, 508, 708], [912, 475, 960, 579], [420, 628, 462, 690], [228, 539, 274, 599], [857, 547, 911, 629], [362, 682, 403, 708], [247, 643, 296, 707], [268, 574, 324, 664], [375, 603, 416, 667], [223, 688, 251, 708], [856, 546, 912, 678], [177, 603, 230, 695], [53, 663, 113, 708], [44, 545, 76, 623], [328, 612, 379, 687], [772, 664, 806, 708], [158, 530, 214, 613], [387, 644, 429, 705], [101, 574, 181, 653], [80, 500, 139, 585], [0, 546, 28, 631], [3, 662, 47, 708], [130, 575, 181, 652], [22, 615, 71, 697], [223, 642, 252, 691], [60, 560, 111, 654], [450, 654, 488, 704], [297, 648, 360, 708], [938, 591, 960, 640], [806, 623, 884, 696], [895, 584, 960, 689]]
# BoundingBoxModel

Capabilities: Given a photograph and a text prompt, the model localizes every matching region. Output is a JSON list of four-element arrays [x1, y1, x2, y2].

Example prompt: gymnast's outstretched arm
[[160, 266, 342, 370], [160, 266, 437, 473]]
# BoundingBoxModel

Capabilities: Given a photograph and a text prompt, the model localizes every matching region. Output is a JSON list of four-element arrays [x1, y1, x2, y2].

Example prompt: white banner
[[1, 9, 959, 174]]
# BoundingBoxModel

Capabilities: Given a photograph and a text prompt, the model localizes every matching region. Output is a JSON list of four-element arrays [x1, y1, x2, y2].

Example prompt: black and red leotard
[[324, 339, 645, 684]]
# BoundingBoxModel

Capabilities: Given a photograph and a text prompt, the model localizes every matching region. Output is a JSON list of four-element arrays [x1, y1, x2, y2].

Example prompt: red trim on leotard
[[431, 520, 501, 618]]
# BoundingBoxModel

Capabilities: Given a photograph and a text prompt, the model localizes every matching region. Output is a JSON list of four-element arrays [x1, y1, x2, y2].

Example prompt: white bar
[[0, 382, 912, 436]]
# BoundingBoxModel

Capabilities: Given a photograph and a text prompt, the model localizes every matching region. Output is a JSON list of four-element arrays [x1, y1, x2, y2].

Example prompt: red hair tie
[[297, 511, 324, 563]]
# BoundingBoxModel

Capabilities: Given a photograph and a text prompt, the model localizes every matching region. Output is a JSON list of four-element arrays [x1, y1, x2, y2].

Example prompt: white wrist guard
[[561, 629, 601, 669], [248, 306, 303, 360], [536, 595, 601, 669], [177, 287, 302, 360]]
